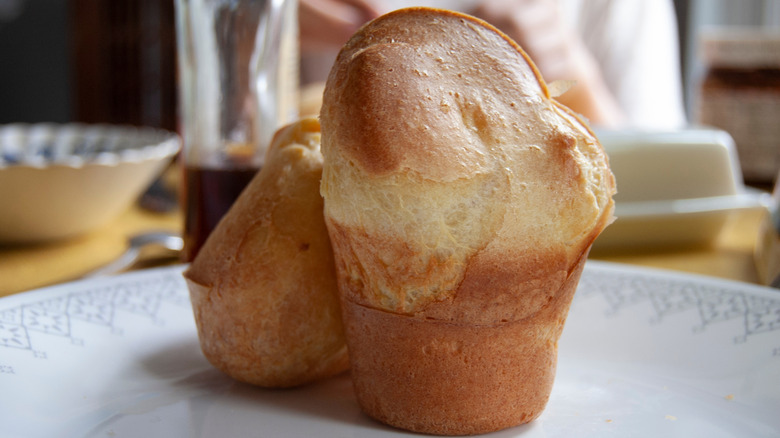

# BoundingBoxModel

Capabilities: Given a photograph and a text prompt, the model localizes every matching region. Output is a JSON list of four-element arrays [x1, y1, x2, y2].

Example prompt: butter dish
[[592, 128, 771, 250]]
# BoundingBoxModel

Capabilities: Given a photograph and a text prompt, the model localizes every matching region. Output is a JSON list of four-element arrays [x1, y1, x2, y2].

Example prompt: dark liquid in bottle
[[182, 165, 259, 262]]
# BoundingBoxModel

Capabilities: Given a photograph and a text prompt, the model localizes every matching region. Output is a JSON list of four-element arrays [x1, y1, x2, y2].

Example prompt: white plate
[[1, 262, 779, 437]]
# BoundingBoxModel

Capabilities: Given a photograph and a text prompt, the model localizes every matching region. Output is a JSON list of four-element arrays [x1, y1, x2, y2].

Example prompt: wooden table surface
[[0, 203, 181, 297], [0, 190, 772, 298]]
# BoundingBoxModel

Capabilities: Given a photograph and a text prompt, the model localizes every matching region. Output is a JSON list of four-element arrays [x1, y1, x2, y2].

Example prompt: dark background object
[[0, 0, 71, 123], [0, 0, 177, 131], [70, 0, 177, 131]]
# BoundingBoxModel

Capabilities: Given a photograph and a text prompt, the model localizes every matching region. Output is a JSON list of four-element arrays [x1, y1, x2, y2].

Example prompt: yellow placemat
[[0, 206, 181, 297]]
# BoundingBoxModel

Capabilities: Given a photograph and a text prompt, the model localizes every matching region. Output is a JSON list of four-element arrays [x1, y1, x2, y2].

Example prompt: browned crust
[[184, 119, 349, 388], [343, 254, 587, 435], [323, 8, 551, 181]]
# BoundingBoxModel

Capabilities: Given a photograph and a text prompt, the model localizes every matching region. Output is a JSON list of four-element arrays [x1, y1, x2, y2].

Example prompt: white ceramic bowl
[[0, 123, 180, 244]]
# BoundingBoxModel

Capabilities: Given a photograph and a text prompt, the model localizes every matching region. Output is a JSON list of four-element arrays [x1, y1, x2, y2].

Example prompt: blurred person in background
[[299, 0, 687, 130]]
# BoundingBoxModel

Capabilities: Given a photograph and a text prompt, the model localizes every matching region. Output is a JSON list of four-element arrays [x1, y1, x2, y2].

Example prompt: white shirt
[[562, 0, 687, 129]]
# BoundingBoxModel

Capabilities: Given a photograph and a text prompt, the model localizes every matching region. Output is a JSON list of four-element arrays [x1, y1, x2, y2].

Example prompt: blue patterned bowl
[[0, 123, 180, 243]]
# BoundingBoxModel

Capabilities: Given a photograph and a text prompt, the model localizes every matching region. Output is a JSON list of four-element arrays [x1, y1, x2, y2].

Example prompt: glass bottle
[[174, 0, 299, 261]]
